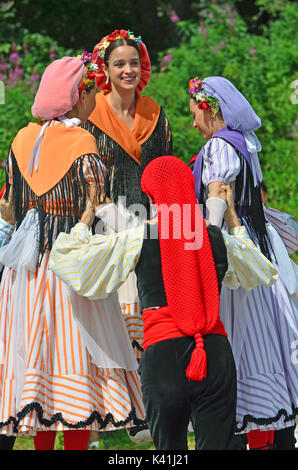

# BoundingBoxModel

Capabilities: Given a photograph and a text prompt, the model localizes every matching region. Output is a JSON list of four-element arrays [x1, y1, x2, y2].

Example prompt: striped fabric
[[50, 223, 279, 364], [0, 250, 146, 436], [49, 223, 144, 300], [51, 223, 145, 359], [0, 153, 146, 436], [264, 206, 298, 255], [202, 138, 241, 187], [222, 226, 278, 291], [220, 279, 298, 433], [50, 223, 278, 300], [201, 139, 298, 433]]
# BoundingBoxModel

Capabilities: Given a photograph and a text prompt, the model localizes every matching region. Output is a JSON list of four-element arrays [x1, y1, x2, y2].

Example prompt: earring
[[105, 75, 110, 84]]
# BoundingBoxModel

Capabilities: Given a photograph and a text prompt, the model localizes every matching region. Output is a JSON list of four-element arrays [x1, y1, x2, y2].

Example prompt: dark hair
[[84, 82, 96, 93], [104, 38, 140, 66], [260, 181, 267, 193]]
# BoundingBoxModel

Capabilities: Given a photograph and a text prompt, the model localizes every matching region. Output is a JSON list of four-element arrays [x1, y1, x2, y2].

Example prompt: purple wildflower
[[81, 51, 92, 63], [31, 72, 40, 81], [198, 25, 208, 37], [9, 52, 20, 64], [27, 71, 40, 86], [170, 11, 180, 23], [161, 53, 173, 66], [0, 62, 8, 71], [49, 46, 57, 59]]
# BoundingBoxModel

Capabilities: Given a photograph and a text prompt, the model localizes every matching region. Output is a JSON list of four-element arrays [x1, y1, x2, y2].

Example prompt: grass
[[13, 430, 196, 451]]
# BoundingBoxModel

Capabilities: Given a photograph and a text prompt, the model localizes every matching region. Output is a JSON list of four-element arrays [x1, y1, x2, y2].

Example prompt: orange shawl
[[88, 90, 161, 164], [11, 122, 99, 196]]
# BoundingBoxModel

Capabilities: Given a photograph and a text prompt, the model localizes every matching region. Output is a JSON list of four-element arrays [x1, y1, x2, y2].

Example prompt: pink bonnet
[[31, 57, 85, 120]]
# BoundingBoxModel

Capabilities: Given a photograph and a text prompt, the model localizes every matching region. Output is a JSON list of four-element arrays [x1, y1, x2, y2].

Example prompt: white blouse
[[202, 138, 241, 187]]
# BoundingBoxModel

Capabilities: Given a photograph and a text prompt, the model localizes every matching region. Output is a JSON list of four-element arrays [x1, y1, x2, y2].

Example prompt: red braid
[[141, 156, 220, 381]]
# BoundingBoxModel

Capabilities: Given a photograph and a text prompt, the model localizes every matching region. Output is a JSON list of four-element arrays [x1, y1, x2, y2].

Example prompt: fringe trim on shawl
[[5, 151, 109, 264], [85, 107, 173, 215]]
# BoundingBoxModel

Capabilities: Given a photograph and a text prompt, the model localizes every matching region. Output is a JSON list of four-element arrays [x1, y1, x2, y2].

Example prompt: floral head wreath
[[97, 29, 142, 60], [77, 51, 99, 92], [92, 29, 151, 92], [189, 77, 220, 116]]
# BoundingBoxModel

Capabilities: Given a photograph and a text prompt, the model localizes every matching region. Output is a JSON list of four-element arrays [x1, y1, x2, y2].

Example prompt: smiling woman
[[84, 29, 173, 366]]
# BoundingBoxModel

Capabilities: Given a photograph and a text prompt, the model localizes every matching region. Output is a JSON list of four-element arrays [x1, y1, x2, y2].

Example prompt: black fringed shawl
[[85, 108, 173, 213], [5, 150, 109, 260]]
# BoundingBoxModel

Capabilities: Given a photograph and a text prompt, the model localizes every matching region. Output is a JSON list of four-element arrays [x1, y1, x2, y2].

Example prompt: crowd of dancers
[[0, 28, 297, 451]]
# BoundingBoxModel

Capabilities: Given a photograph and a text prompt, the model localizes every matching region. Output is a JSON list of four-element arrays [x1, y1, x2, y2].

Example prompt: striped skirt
[[220, 278, 298, 433], [0, 252, 146, 436]]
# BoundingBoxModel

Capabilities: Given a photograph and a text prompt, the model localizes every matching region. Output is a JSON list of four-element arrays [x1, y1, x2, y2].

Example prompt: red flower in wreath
[[79, 82, 86, 92], [87, 70, 96, 80], [198, 100, 210, 110], [120, 29, 128, 38]]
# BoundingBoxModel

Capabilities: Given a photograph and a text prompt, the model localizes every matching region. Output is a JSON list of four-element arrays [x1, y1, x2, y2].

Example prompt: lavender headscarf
[[203, 76, 261, 133], [193, 76, 263, 199]]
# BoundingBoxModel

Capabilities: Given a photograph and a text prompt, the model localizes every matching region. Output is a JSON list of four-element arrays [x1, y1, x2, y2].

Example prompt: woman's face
[[104, 45, 141, 92], [189, 99, 214, 140]]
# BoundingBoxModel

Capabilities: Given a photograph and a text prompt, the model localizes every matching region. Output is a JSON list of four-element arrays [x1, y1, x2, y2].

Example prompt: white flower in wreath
[[89, 63, 99, 71], [195, 92, 206, 102]]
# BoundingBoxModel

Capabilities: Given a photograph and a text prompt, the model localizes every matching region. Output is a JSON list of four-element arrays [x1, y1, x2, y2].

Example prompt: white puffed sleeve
[[202, 138, 241, 187], [222, 226, 279, 291], [49, 222, 144, 300]]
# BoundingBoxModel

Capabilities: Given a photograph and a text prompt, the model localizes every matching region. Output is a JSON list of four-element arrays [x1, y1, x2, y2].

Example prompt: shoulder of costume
[[10, 121, 100, 197], [12, 121, 98, 153]]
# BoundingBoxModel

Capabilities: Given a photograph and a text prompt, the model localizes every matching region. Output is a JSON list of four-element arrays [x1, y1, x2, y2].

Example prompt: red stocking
[[34, 431, 57, 450], [63, 430, 91, 450], [247, 430, 275, 450]]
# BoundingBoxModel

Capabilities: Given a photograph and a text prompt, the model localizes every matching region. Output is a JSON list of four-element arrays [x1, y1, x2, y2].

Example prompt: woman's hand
[[220, 183, 241, 229], [80, 199, 95, 228], [0, 188, 15, 226]]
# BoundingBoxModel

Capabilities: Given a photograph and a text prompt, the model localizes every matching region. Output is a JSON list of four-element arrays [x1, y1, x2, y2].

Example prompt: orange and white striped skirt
[[0, 252, 146, 436]]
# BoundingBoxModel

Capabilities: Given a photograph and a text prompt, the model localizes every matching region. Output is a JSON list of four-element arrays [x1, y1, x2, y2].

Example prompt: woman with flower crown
[[0, 55, 146, 450], [85, 29, 173, 364], [188, 76, 298, 450]]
